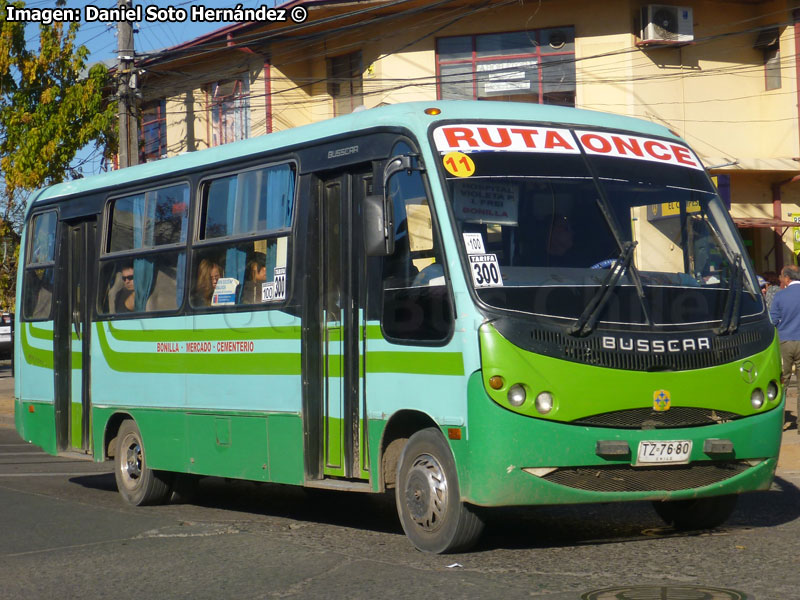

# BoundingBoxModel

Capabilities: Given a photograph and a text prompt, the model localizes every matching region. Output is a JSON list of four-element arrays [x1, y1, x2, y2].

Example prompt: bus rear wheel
[[395, 427, 484, 553], [114, 419, 173, 506], [652, 494, 738, 531]]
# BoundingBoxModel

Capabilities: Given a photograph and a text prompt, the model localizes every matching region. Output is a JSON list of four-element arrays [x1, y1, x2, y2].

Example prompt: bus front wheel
[[652, 494, 738, 531], [395, 427, 484, 553], [114, 420, 173, 506]]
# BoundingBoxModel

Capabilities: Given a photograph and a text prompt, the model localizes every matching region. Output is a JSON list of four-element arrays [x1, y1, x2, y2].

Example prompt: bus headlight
[[751, 388, 765, 409], [535, 391, 554, 414], [767, 381, 779, 402], [507, 384, 526, 406]]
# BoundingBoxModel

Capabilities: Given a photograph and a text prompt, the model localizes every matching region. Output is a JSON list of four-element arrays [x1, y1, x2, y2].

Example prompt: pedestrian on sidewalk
[[769, 264, 800, 429], [761, 272, 780, 310]]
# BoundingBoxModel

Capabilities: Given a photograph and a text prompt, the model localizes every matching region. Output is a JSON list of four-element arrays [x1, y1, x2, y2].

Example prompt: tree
[[0, 0, 116, 309]]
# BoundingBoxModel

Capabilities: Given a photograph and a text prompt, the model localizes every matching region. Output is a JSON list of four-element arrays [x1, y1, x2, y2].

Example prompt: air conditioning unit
[[640, 5, 694, 44]]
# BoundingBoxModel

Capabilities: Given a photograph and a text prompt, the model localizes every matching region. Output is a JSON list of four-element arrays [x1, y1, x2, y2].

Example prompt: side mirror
[[384, 155, 415, 181], [364, 194, 394, 256]]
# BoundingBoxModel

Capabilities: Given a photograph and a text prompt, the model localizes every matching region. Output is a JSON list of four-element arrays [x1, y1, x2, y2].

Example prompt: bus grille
[[534, 327, 761, 371], [540, 462, 750, 492], [491, 317, 773, 372], [571, 407, 743, 429]]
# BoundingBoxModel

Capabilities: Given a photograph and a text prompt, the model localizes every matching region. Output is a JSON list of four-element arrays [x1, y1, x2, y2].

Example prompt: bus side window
[[22, 212, 57, 321], [98, 184, 189, 315], [191, 163, 294, 309], [380, 147, 452, 343]]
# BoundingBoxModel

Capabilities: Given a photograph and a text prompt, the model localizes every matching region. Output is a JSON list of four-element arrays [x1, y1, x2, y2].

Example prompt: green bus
[[15, 101, 782, 553]]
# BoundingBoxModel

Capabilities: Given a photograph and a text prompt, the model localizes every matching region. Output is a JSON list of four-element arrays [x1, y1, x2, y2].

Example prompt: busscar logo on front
[[602, 336, 711, 353]]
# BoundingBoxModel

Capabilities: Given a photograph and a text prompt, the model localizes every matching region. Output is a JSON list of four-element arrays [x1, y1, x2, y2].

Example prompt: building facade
[[133, 0, 800, 273]]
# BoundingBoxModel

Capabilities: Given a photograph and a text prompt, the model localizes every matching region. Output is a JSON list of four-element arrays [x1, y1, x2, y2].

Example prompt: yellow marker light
[[448, 428, 462, 440], [424, 107, 442, 115], [489, 375, 504, 390]]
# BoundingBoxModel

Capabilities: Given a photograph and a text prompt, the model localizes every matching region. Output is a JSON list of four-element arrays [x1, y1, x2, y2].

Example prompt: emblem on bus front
[[739, 361, 757, 384], [653, 389, 671, 412]]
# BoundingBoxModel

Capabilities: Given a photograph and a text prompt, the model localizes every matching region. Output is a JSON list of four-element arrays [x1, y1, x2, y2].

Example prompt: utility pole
[[117, 0, 138, 168]]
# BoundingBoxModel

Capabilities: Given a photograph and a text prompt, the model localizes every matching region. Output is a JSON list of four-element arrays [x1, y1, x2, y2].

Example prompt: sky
[[41, 0, 280, 176]]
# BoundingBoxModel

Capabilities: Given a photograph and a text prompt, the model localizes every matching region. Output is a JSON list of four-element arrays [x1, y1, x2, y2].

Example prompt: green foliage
[[0, 0, 116, 309], [0, 219, 19, 312], [0, 0, 115, 197]]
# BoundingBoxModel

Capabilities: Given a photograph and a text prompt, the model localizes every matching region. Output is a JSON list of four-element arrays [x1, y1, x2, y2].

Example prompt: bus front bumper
[[458, 372, 782, 507]]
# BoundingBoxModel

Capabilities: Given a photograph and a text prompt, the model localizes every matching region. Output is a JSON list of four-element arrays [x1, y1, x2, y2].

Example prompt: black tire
[[652, 494, 738, 531], [395, 427, 484, 553], [114, 420, 173, 506]]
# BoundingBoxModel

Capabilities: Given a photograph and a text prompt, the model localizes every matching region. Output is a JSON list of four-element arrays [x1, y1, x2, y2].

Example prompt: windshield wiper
[[715, 253, 743, 335], [569, 240, 638, 337], [579, 148, 652, 328]]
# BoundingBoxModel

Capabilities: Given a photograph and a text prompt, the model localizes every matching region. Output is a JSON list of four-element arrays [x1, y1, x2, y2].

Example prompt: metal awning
[[732, 217, 797, 229]]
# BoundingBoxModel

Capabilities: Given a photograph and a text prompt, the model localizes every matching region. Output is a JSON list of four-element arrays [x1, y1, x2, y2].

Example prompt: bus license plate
[[636, 440, 692, 465]]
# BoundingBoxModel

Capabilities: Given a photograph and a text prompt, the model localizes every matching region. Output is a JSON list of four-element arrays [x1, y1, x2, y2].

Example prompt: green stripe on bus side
[[97, 322, 463, 376], [72, 346, 82, 370], [21, 323, 54, 369], [105, 322, 385, 344], [24, 323, 82, 369], [71, 400, 83, 448], [107, 321, 303, 342], [367, 351, 464, 376], [29, 322, 78, 342], [96, 322, 301, 375], [29, 323, 54, 341]]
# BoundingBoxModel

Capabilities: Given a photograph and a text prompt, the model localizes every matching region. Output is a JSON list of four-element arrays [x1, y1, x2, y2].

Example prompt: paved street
[[4, 360, 800, 599]]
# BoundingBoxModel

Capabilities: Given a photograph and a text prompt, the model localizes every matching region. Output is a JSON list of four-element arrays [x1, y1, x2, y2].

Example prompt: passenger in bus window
[[242, 252, 266, 304], [192, 259, 223, 306], [115, 264, 135, 313]]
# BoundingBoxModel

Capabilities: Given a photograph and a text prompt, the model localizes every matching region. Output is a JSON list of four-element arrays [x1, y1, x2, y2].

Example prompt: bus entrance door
[[54, 219, 95, 454], [317, 172, 370, 481]]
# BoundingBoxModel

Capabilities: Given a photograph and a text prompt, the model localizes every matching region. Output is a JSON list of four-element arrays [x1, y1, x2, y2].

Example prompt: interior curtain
[[175, 187, 189, 307], [226, 246, 247, 302], [133, 192, 155, 311], [265, 165, 294, 230]]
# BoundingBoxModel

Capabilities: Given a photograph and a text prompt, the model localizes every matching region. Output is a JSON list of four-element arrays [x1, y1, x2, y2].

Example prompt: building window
[[327, 51, 363, 115], [140, 100, 167, 162], [765, 47, 781, 91], [754, 27, 781, 91], [437, 28, 576, 106], [211, 76, 251, 146]]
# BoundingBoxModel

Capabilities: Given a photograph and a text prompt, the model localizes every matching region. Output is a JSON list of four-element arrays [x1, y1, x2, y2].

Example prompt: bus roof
[[29, 100, 679, 209]]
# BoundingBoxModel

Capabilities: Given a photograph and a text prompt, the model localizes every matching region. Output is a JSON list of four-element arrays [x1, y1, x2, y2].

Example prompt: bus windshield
[[436, 124, 762, 327]]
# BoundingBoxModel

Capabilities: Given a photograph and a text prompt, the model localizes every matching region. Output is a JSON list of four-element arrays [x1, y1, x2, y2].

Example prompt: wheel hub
[[121, 435, 142, 487], [404, 453, 447, 532]]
